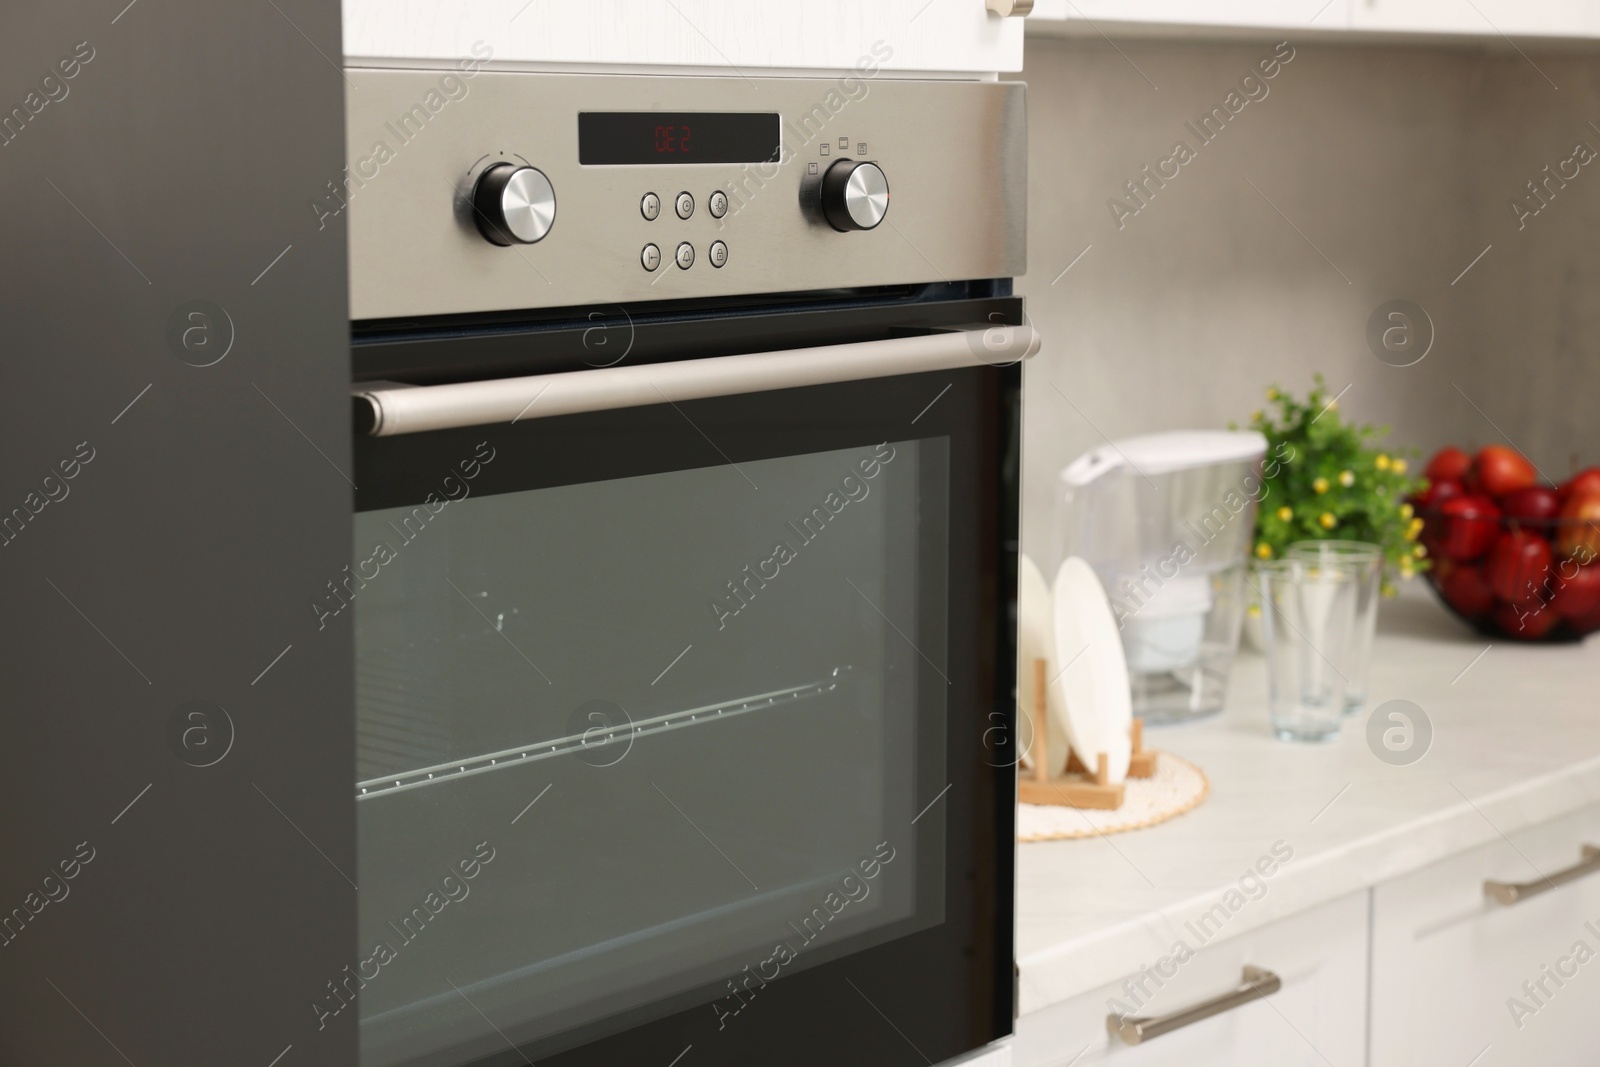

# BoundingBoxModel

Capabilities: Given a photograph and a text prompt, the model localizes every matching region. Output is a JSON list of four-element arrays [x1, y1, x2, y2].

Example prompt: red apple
[[1437, 495, 1501, 562], [1559, 467, 1600, 501], [1500, 486, 1562, 523], [1486, 529, 1553, 605], [1413, 477, 1463, 511], [1494, 598, 1561, 639], [1551, 562, 1600, 619], [1557, 493, 1600, 563], [1425, 447, 1473, 483], [1439, 563, 1495, 618], [1568, 596, 1600, 635], [1474, 445, 1538, 497]]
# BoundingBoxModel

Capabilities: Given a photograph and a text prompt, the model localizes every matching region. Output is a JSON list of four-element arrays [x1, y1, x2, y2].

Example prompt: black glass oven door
[[348, 361, 1016, 1067]]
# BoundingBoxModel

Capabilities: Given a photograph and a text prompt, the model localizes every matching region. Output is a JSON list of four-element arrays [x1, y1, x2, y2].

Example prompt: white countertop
[[1016, 584, 1600, 1016]]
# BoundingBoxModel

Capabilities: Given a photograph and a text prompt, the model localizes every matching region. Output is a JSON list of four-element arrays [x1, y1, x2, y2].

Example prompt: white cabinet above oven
[[343, 0, 1025, 73], [1025, 0, 1600, 39]]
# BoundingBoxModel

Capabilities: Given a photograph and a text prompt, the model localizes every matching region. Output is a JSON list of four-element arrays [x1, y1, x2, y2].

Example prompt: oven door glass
[[349, 367, 1012, 1067]]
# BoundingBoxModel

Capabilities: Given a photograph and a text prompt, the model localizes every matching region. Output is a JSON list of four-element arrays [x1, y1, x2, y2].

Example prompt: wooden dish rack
[[1017, 657, 1156, 810]]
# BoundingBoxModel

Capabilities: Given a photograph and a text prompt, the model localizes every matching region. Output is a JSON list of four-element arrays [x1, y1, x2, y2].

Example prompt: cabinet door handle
[[1107, 966, 1281, 1046], [1485, 844, 1600, 906]]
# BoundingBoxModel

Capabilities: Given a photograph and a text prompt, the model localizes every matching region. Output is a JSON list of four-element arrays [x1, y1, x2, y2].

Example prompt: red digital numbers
[[653, 124, 692, 154]]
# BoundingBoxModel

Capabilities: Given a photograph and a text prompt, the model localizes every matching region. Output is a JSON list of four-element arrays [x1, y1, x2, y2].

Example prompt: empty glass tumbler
[[1255, 558, 1360, 742], [1287, 541, 1383, 714]]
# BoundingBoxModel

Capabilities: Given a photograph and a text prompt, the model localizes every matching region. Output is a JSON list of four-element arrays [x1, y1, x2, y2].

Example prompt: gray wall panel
[[0, 2, 353, 1065]]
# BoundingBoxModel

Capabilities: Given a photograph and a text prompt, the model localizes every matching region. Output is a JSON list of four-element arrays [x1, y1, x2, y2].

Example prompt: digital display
[[578, 112, 781, 166]]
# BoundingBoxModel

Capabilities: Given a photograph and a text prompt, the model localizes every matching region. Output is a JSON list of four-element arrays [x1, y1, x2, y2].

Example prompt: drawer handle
[[1485, 844, 1600, 906], [1106, 966, 1281, 1046]]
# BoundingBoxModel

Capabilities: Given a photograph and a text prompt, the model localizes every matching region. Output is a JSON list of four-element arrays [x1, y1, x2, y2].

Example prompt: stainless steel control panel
[[343, 69, 1026, 320]]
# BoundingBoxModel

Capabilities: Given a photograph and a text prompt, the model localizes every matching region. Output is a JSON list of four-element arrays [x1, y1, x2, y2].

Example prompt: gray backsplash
[[1018, 35, 1600, 563]]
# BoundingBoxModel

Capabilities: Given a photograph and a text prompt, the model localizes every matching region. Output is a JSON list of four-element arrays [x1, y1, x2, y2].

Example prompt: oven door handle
[[353, 324, 1040, 436]]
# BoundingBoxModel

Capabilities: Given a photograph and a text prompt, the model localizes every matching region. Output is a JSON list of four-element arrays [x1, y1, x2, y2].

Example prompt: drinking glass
[[1288, 541, 1383, 714], [1255, 558, 1359, 742]]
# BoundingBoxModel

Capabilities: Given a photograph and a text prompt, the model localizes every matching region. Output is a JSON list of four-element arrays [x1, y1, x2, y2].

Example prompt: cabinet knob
[[986, 0, 1034, 15]]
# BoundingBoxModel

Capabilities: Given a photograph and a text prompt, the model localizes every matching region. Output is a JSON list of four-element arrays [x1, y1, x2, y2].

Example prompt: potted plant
[[1235, 375, 1427, 644]]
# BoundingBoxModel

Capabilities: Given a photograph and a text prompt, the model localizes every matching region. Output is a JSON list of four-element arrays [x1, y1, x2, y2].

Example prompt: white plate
[[1017, 555, 1070, 777], [1051, 557, 1133, 784]]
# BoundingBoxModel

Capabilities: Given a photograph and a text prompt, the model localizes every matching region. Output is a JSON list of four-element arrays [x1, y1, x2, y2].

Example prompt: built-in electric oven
[[342, 68, 1030, 1067]]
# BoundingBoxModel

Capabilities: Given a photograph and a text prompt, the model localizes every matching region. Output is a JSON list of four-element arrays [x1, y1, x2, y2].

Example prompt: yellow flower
[[1313, 477, 1330, 494], [1382, 582, 1398, 597], [1392, 458, 1408, 474], [1266, 387, 1279, 401], [1248, 602, 1262, 618], [1339, 470, 1355, 488], [1255, 542, 1273, 560], [1400, 502, 1414, 520], [1412, 543, 1427, 558], [1399, 559, 1415, 578], [1375, 454, 1391, 471], [1251, 409, 1264, 423], [1407, 517, 1425, 539], [1319, 512, 1337, 529], [1276, 506, 1293, 522]]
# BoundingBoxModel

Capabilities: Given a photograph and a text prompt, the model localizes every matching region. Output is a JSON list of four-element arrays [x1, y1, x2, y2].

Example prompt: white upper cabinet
[[1029, 0, 1348, 31], [1348, 0, 1600, 36], [1028, 0, 1600, 38], [343, 0, 1025, 72]]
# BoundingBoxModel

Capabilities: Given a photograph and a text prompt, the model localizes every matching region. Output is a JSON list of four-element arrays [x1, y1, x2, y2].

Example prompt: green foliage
[[1232, 374, 1427, 593]]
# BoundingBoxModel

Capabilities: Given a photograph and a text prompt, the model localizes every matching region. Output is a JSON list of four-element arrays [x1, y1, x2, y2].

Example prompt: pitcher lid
[[1060, 430, 1268, 486]]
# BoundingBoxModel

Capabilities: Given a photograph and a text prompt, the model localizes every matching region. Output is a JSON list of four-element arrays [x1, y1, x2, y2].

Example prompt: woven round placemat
[[1018, 752, 1209, 842]]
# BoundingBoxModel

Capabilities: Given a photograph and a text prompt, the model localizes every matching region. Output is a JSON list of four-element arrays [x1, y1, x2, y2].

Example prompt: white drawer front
[[1015, 892, 1367, 1067], [1372, 802, 1600, 1067]]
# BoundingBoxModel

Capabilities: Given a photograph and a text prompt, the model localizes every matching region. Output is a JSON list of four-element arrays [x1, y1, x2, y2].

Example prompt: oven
[[342, 67, 1030, 1067]]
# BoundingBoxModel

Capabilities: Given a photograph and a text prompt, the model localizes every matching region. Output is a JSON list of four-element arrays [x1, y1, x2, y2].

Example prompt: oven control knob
[[819, 160, 889, 232], [471, 163, 556, 246]]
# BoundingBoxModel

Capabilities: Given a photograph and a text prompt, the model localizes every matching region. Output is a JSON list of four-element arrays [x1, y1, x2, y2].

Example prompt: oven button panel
[[343, 72, 1025, 318], [471, 163, 556, 246]]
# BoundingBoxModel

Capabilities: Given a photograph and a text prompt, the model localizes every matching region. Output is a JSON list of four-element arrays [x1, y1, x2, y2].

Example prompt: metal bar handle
[[354, 324, 1040, 437], [1485, 844, 1600, 906], [1107, 966, 1282, 1046]]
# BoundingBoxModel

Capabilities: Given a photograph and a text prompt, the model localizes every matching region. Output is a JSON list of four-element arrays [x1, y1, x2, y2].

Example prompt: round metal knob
[[471, 163, 556, 246], [819, 160, 889, 232]]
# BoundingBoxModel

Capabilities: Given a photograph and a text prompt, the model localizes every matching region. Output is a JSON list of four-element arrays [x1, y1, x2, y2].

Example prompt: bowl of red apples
[[1414, 445, 1600, 641]]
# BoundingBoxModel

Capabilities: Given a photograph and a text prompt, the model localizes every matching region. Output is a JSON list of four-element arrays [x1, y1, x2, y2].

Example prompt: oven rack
[[355, 666, 851, 800]]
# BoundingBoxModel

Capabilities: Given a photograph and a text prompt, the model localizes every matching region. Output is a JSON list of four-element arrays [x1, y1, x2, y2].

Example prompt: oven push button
[[641, 192, 661, 221], [709, 241, 728, 268], [675, 242, 695, 270], [708, 190, 728, 218], [641, 243, 661, 271], [675, 191, 694, 219]]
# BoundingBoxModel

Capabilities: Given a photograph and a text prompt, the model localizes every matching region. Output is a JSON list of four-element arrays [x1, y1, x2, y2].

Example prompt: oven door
[[346, 308, 1027, 1067]]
